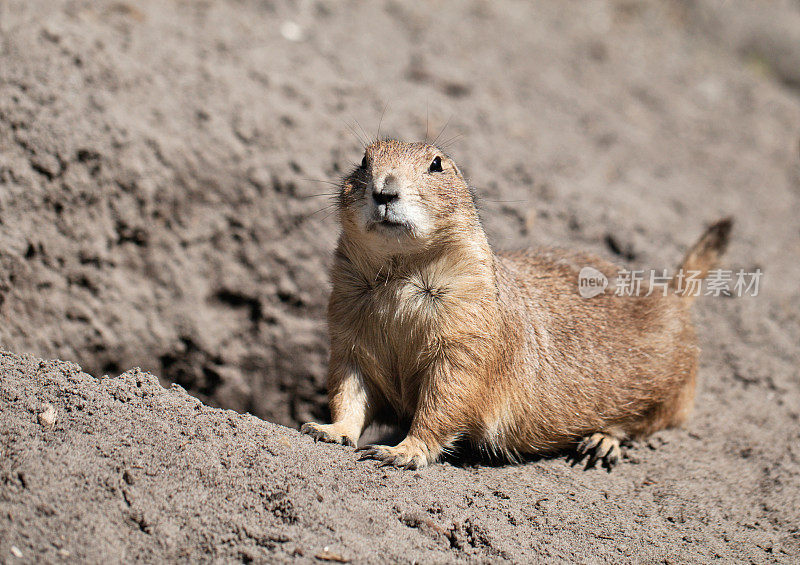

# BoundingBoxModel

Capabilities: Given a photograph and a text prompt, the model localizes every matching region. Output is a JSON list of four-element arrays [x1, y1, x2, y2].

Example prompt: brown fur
[[301, 140, 732, 470]]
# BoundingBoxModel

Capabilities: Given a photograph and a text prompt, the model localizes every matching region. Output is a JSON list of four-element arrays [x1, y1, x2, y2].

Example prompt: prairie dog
[[301, 139, 732, 470]]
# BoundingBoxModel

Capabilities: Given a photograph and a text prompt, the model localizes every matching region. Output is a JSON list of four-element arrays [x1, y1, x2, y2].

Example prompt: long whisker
[[425, 102, 430, 144], [469, 183, 531, 205], [294, 178, 343, 201], [302, 177, 340, 185], [483, 199, 530, 204], [295, 192, 339, 199], [354, 119, 371, 147], [341, 174, 367, 187], [431, 114, 452, 146], [342, 119, 367, 147], [439, 132, 465, 149], [377, 102, 389, 141], [317, 212, 338, 224], [306, 202, 340, 218]]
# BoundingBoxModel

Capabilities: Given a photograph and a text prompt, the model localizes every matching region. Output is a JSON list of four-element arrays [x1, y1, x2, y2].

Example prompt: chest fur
[[332, 266, 449, 359], [329, 258, 477, 401], [328, 250, 498, 410]]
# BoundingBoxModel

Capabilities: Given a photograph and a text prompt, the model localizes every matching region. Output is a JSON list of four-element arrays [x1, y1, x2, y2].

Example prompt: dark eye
[[360, 154, 368, 168], [429, 156, 443, 173]]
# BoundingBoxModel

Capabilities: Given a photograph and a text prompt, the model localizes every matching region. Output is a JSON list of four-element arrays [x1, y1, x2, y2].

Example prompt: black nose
[[372, 189, 399, 206]]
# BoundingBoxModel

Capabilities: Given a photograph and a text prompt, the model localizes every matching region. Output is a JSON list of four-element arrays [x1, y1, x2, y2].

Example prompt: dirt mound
[[2, 350, 798, 562], [1, 0, 800, 561], [1, 0, 342, 426]]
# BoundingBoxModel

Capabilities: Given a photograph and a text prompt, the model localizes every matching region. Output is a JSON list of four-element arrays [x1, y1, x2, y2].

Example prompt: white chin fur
[[358, 201, 432, 244]]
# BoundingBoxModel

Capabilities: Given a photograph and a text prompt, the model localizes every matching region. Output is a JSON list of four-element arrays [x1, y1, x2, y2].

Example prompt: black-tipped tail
[[672, 217, 733, 300]]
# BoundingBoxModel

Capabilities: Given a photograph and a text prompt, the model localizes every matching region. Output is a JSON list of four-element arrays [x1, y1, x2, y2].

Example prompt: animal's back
[[492, 247, 698, 451]]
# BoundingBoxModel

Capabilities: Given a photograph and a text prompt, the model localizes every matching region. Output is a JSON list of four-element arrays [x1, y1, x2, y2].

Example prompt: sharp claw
[[358, 445, 383, 458], [576, 433, 623, 470], [355, 444, 426, 470], [302, 423, 328, 443], [586, 434, 603, 451], [577, 435, 601, 455], [568, 448, 584, 466], [595, 440, 613, 460], [404, 459, 418, 470], [605, 446, 621, 469]]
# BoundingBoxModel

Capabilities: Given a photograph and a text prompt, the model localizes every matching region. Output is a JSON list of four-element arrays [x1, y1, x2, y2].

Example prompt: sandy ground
[[2, 351, 798, 563], [1, 0, 800, 562]]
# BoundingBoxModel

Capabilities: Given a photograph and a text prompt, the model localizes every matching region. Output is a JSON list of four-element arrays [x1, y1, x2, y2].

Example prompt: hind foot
[[356, 436, 433, 470], [573, 432, 622, 471], [300, 422, 357, 447]]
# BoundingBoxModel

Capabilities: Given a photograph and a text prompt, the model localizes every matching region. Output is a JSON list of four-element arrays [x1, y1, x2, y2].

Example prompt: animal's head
[[339, 140, 475, 255]]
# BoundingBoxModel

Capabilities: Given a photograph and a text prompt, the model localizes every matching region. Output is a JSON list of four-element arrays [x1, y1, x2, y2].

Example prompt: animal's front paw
[[573, 432, 622, 471], [300, 422, 357, 447], [356, 438, 431, 470]]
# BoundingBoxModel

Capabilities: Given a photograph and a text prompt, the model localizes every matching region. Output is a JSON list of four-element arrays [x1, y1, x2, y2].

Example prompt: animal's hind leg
[[667, 372, 697, 428], [636, 368, 698, 436], [573, 430, 623, 470]]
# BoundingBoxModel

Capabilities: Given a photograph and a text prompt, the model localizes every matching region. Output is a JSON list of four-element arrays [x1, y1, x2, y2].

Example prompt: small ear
[[449, 160, 463, 178]]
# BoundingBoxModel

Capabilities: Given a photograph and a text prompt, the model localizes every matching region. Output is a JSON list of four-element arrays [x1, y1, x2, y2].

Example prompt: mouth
[[366, 217, 413, 233], [379, 218, 405, 227]]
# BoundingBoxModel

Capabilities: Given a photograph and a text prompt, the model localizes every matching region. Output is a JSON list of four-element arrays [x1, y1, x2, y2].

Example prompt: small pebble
[[38, 404, 56, 429], [280, 21, 304, 42], [316, 546, 350, 563], [11, 546, 22, 558]]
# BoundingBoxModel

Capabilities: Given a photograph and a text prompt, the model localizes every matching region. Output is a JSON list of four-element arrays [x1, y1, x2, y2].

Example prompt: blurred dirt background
[[1, 0, 800, 562]]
